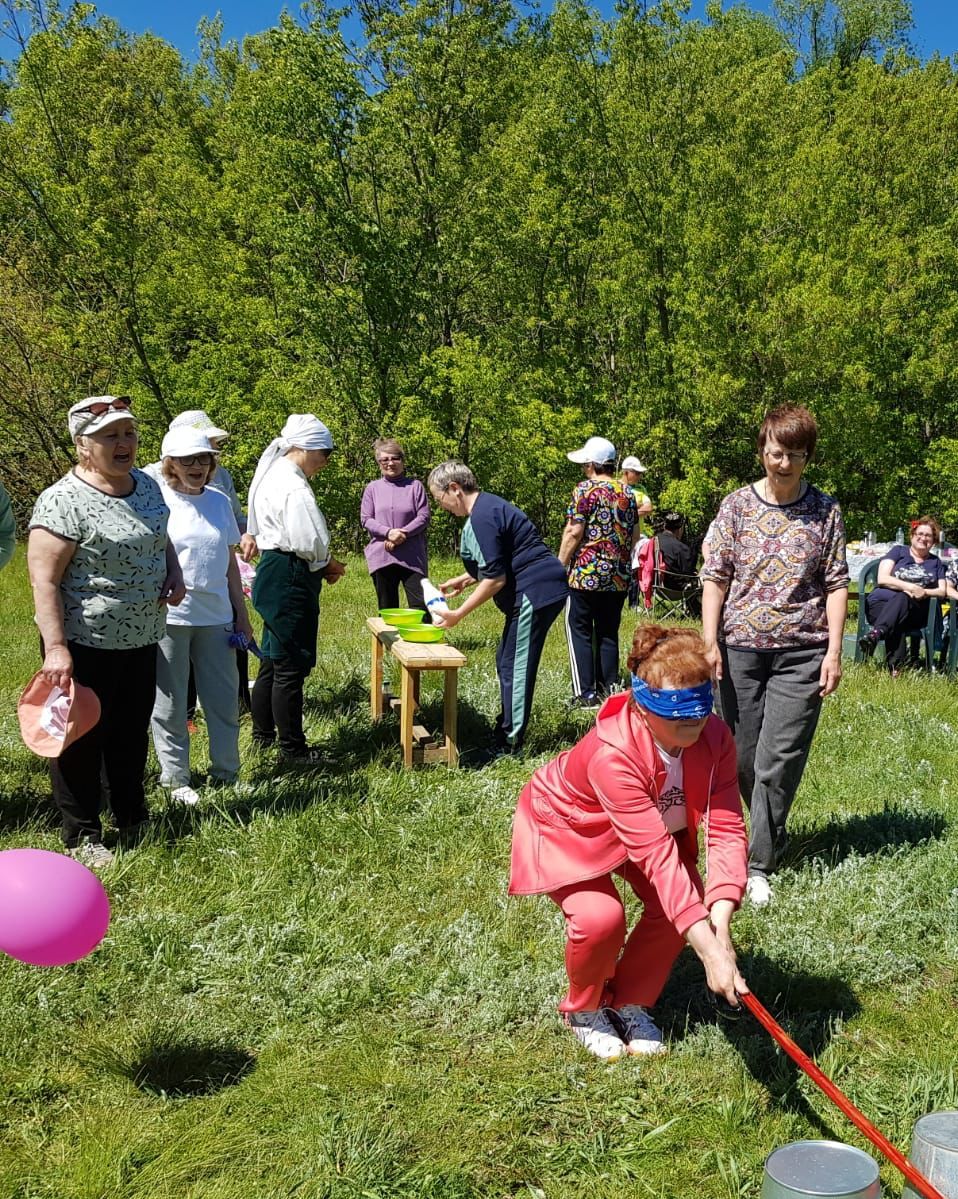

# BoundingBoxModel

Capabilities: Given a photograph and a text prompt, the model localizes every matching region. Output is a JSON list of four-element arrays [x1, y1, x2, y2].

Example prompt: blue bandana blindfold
[[631, 675, 713, 720]]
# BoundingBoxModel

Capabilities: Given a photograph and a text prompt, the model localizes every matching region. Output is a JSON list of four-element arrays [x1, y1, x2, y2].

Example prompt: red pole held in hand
[[740, 991, 946, 1199]]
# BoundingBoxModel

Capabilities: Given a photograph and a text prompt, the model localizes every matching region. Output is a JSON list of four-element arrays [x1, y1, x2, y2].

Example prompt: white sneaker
[[170, 785, 201, 806], [565, 1009, 627, 1061], [69, 840, 115, 869], [614, 1005, 667, 1056], [746, 875, 773, 906]]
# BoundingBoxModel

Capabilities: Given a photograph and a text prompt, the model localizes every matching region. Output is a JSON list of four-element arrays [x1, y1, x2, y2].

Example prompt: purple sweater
[[360, 475, 431, 574]]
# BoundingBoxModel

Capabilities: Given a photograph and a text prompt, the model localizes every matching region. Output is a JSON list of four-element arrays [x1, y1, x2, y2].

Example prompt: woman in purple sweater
[[360, 438, 431, 613]]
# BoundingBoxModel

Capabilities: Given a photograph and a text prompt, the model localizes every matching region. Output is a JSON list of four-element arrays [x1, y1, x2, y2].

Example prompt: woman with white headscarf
[[247, 415, 346, 763]]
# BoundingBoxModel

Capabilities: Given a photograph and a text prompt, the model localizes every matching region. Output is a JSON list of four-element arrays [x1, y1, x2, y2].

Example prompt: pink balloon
[[0, 848, 110, 967]]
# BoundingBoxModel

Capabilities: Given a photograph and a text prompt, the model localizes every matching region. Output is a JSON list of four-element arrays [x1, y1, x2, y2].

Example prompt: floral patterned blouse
[[566, 479, 637, 592], [700, 483, 848, 650]]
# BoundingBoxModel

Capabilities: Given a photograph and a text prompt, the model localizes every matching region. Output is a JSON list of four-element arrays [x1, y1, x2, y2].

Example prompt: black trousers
[[250, 655, 311, 755], [564, 589, 629, 698], [865, 588, 931, 666], [49, 640, 157, 847], [371, 565, 427, 615]]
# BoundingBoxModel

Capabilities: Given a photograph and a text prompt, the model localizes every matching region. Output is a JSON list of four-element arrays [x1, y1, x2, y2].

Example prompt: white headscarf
[[247, 414, 334, 537]]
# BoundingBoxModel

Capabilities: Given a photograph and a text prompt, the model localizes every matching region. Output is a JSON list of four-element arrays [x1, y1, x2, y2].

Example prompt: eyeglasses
[[176, 454, 214, 466], [378, 455, 404, 463], [78, 397, 132, 417], [765, 448, 808, 464], [913, 531, 935, 540]]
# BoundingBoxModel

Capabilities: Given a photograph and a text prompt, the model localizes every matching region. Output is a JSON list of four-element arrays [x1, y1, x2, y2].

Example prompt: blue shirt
[[885, 544, 946, 589], [460, 492, 568, 613]]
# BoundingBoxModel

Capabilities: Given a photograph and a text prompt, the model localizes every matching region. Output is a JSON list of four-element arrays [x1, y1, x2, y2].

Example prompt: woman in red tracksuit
[[509, 624, 749, 1061]]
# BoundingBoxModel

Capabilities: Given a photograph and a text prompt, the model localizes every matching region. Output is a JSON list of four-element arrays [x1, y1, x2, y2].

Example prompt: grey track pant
[[715, 644, 825, 878]]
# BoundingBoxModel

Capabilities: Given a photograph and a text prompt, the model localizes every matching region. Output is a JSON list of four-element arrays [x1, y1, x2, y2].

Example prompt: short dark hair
[[757, 404, 818, 460], [663, 512, 684, 532]]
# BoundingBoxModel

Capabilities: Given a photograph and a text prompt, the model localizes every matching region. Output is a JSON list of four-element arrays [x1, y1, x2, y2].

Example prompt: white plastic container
[[421, 577, 450, 625]]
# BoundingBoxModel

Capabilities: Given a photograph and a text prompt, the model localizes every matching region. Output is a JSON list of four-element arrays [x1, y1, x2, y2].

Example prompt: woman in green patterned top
[[27, 397, 185, 868]]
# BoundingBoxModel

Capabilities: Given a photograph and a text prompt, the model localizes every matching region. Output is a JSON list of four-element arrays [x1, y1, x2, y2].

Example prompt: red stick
[[740, 991, 945, 1199]]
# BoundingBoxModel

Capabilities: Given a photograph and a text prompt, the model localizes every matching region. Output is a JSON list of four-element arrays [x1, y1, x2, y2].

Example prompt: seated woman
[[151, 427, 253, 804], [509, 625, 748, 1061], [859, 517, 947, 673]]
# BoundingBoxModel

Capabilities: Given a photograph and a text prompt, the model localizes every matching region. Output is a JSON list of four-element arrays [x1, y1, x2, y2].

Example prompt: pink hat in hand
[[17, 673, 101, 758]]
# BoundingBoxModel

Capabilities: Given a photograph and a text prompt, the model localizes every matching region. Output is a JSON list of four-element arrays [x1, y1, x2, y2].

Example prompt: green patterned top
[[30, 469, 170, 649]]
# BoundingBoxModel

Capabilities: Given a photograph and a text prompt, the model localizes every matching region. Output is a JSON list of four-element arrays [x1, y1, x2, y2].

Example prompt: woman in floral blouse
[[700, 405, 848, 907]]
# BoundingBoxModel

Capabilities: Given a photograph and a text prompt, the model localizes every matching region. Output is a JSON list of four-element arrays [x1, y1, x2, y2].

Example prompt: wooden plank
[[370, 629, 384, 721], [412, 723, 435, 746], [399, 664, 415, 769], [443, 667, 459, 768]]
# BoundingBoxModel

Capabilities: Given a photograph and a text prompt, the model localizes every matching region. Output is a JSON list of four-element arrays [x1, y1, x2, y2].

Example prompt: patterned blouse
[[30, 469, 170, 650], [700, 483, 848, 650], [566, 479, 638, 592]]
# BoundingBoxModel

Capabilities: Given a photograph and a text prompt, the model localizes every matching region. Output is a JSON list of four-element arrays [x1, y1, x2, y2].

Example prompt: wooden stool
[[367, 617, 467, 767]]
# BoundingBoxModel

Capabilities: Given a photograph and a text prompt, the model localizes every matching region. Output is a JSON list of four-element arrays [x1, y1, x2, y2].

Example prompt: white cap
[[567, 436, 616, 465], [170, 409, 229, 442], [621, 455, 646, 472], [67, 396, 135, 439], [161, 428, 218, 459]]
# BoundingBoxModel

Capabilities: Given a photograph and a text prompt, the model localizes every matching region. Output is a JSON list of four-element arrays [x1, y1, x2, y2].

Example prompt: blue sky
[[65, 0, 958, 59]]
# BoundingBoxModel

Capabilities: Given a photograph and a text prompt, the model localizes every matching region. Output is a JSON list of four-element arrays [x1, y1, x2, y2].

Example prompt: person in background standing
[[0, 479, 16, 569], [360, 438, 430, 615], [700, 405, 848, 908], [559, 437, 638, 709], [247, 415, 345, 764], [621, 456, 653, 535], [150, 428, 252, 804]]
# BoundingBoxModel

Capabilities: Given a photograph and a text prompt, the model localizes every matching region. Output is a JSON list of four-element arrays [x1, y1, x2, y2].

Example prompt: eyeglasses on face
[[80, 397, 132, 416], [765, 448, 808, 464], [175, 454, 214, 467], [913, 530, 935, 540], [378, 455, 403, 463]]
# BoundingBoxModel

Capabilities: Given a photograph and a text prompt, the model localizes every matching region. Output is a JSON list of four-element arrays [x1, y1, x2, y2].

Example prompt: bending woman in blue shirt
[[428, 462, 568, 756]]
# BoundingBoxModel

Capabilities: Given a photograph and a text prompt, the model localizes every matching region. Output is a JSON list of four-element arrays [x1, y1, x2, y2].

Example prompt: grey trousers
[[716, 644, 825, 878], [152, 624, 241, 787]]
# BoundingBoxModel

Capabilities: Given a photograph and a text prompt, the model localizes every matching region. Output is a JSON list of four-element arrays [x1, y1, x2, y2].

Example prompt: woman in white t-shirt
[[151, 428, 253, 803]]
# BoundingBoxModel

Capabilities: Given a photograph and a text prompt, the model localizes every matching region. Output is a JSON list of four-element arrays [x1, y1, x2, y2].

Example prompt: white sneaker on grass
[[746, 875, 773, 907], [69, 839, 115, 869], [170, 785, 201, 806], [614, 1005, 667, 1056], [565, 1009, 627, 1061]]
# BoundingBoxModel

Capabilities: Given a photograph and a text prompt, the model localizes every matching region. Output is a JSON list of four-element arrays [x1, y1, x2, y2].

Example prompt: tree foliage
[[0, 0, 953, 542]]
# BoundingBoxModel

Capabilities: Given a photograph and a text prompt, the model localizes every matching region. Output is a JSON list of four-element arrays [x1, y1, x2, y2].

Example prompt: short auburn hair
[[913, 515, 941, 540], [627, 625, 711, 689], [757, 404, 818, 460]]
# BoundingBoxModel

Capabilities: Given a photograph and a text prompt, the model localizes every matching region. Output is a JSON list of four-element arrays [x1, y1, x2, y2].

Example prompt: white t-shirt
[[160, 483, 241, 627], [654, 743, 688, 833]]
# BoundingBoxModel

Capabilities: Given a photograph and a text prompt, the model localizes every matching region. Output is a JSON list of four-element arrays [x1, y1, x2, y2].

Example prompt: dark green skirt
[[252, 550, 323, 671]]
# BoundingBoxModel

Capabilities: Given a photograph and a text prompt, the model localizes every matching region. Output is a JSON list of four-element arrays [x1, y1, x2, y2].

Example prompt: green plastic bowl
[[379, 608, 423, 627], [398, 626, 445, 643]]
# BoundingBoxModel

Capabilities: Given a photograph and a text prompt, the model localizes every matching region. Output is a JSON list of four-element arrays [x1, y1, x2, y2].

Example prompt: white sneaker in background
[[564, 1008, 627, 1061], [746, 875, 773, 906], [170, 785, 201, 806], [69, 840, 115, 869]]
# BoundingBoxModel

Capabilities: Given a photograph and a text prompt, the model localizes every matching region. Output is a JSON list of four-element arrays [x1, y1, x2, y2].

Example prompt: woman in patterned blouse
[[27, 397, 185, 868], [700, 405, 849, 908]]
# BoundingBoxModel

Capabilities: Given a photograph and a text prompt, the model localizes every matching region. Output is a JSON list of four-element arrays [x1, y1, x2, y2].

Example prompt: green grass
[[0, 548, 956, 1197]]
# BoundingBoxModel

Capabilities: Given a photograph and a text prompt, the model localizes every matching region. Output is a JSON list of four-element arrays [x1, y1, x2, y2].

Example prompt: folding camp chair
[[650, 536, 702, 621]]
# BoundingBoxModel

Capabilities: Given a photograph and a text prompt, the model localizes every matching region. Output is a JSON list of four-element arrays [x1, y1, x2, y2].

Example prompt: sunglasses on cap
[[78, 396, 132, 417]]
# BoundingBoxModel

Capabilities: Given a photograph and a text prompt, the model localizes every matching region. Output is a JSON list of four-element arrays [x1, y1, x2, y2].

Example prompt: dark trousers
[[50, 640, 157, 847], [250, 655, 311, 755], [564, 589, 629, 698], [716, 644, 824, 878], [371, 565, 427, 615], [493, 595, 565, 751], [865, 587, 930, 666]]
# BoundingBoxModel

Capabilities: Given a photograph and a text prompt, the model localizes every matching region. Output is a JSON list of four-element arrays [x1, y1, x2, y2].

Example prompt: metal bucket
[[762, 1140, 881, 1198], [902, 1111, 958, 1198]]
